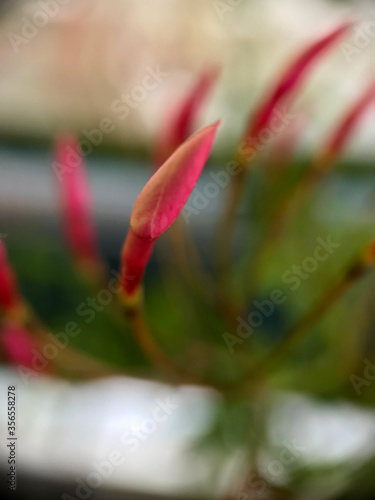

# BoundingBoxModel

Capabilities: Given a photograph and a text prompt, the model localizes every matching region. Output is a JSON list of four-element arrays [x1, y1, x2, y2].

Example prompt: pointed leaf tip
[[55, 134, 100, 266], [132, 121, 221, 240], [0, 241, 21, 312], [244, 21, 352, 144], [324, 82, 375, 160], [1, 325, 36, 369], [155, 67, 219, 168], [121, 121, 220, 296], [173, 67, 219, 145]]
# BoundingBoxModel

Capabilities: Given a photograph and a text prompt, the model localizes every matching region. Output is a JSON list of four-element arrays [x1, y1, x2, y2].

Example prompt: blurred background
[[1, 0, 375, 499]]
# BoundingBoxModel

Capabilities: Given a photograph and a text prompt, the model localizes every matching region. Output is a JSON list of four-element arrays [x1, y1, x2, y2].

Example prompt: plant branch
[[241, 155, 333, 309], [123, 293, 213, 387], [238, 243, 375, 389], [166, 216, 215, 304]]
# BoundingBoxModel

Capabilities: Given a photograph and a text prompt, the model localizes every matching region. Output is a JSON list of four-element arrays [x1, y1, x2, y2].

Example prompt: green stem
[[238, 246, 375, 389], [240, 157, 333, 309], [15, 305, 120, 379], [123, 293, 213, 387], [166, 216, 215, 304]]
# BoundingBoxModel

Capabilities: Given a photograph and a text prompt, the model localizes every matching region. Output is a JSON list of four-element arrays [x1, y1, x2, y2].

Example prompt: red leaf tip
[[132, 120, 221, 240], [322, 82, 375, 162], [155, 67, 219, 169], [121, 120, 220, 296], [1, 325, 36, 369], [0, 241, 21, 312], [242, 21, 352, 154], [55, 134, 100, 268]]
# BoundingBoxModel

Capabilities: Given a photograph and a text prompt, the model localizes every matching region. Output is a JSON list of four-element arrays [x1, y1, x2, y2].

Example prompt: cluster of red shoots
[[1, 21, 375, 383]]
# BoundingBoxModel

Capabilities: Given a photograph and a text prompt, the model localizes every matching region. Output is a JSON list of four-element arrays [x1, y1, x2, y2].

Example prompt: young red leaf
[[242, 22, 352, 151], [266, 113, 308, 171], [321, 83, 375, 163], [55, 134, 100, 268], [121, 121, 220, 297], [154, 67, 218, 168], [1, 324, 36, 369], [0, 241, 21, 313]]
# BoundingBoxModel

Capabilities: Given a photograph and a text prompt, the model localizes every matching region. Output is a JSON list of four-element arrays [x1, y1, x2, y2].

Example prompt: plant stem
[[14, 305, 121, 379], [216, 166, 248, 291], [123, 294, 210, 386], [238, 245, 375, 387], [215, 160, 250, 333], [166, 216, 215, 304], [240, 156, 332, 309]]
